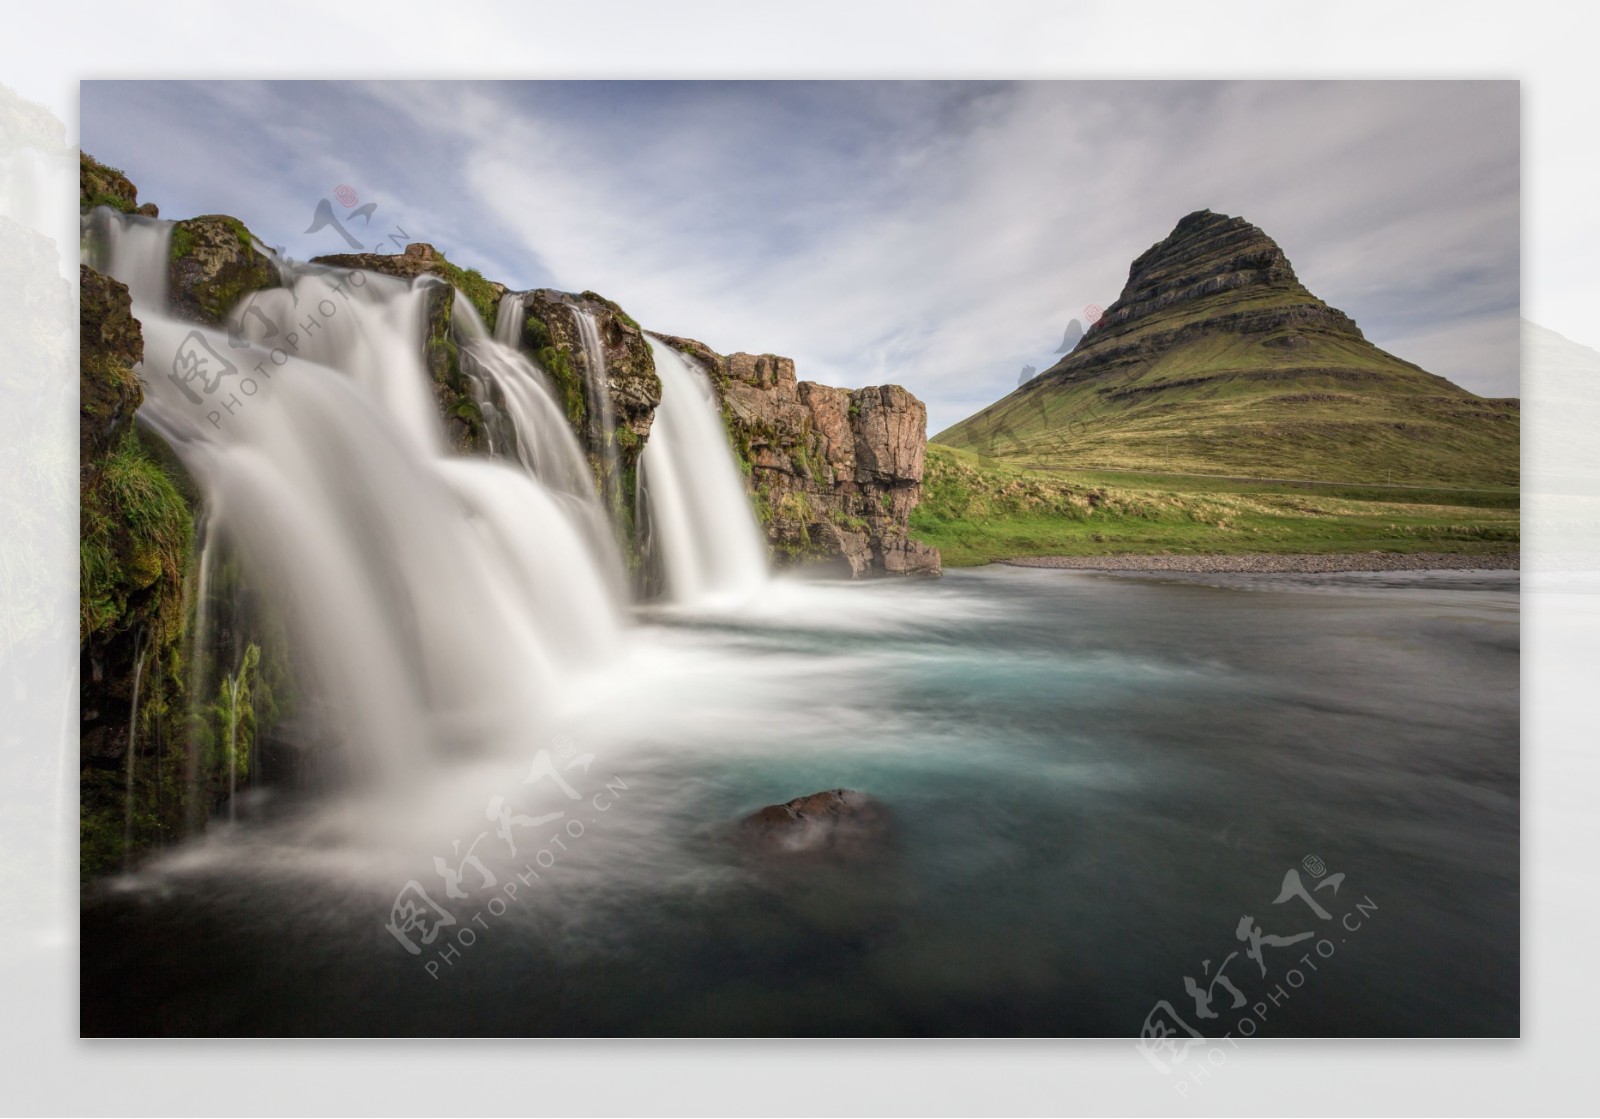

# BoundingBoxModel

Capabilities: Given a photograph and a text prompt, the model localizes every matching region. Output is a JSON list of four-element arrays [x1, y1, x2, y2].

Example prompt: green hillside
[[936, 210, 1519, 487]]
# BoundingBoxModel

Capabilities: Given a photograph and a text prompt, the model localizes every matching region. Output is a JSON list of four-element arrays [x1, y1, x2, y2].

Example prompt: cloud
[[81, 80, 1520, 433]]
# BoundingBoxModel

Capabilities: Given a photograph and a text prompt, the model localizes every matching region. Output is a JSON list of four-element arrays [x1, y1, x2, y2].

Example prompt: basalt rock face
[[658, 335, 941, 577], [79, 265, 145, 464], [311, 240, 447, 282], [937, 209, 1520, 487], [79, 266, 205, 875], [511, 289, 662, 500], [168, 215, 280, 326]]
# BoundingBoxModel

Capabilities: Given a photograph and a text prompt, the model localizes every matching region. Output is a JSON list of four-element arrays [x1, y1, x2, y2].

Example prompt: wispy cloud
[[82, 80, 1520, 432]]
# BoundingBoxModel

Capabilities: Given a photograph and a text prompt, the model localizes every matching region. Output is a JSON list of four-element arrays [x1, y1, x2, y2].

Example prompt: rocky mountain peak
[[1090, 209, 1307, 339], [1029, 210, 1365, 386]]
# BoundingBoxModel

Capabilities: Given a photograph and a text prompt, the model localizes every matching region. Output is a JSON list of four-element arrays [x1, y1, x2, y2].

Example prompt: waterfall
[[460, 295, 607, 506], [86, 211, 625, 786], [640, 337, 769, 604], [83, 207, 171, 307], [455, 295, 629, 603], [225, 670, 242, 823], [493, 290, 526, 349], [185, 519, 216, 835], [122, 629, 148, 865], [572, 309, 622, 514]]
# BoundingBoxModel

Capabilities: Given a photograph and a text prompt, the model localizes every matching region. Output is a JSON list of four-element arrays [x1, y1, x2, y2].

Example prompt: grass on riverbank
[[909, 445, 1521, 567]]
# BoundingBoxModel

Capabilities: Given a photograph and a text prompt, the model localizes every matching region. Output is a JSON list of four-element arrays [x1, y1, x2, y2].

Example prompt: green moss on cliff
[[580, 290, 639, 331], [434, 257, 499, 332], [168, 215, 278, 325], [524, 310, 589, 432], [79, 428, 199, 883], [80, 430, 194, 644], [79, 151, 139, 214]]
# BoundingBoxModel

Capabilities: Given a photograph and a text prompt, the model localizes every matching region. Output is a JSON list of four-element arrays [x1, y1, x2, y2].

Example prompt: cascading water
[[639, 337, 769, 604], [455, 294, 629, 603], [492, 290, 526, 349], [224, 669, 243, 822], [83, 207, 171, 307], [571, 308, 622, 515], [86, 209, 625, 789], [122, 629, 147, 865]]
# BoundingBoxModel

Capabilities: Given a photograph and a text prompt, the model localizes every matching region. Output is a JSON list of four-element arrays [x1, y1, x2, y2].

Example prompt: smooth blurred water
[[80, 567, 1518, 1036]]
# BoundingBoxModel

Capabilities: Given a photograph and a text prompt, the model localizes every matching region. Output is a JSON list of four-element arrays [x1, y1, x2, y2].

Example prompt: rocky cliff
[[78, 263, 201, 875], [80, 152, 943, 864], [308, 243, 936, 577], [658, 335, 940, 576], [937, 209, 1519, 487], [503, 288, 662, 544]]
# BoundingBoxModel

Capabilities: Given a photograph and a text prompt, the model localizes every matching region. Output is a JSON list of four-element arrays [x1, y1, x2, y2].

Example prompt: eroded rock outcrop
[[80, 158, 292, 879], [168, 214, 279, 326], [658, 335, 941, 577]]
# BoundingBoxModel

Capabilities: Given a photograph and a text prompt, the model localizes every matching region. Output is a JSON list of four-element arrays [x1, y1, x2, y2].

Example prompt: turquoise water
[[81, 567, 1519, 1036]]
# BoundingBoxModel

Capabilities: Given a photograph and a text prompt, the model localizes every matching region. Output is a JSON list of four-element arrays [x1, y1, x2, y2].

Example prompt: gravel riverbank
[[1000, 552, 1519, 574]]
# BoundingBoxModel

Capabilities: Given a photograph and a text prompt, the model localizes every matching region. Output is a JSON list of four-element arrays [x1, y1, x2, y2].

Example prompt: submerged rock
[[739, 789, 895, 858]]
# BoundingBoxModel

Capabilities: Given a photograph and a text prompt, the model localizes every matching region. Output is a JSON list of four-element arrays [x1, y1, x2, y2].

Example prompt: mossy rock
[[433, 258, 500, 333], [168, 215, 278, 325], [420, 281, 486, 454], [79, 151, 146, 215], [79, 266, 144, 463]]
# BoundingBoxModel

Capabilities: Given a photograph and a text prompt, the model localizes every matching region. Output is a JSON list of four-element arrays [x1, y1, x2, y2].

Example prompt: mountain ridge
[[936, 210, 1517, 487]]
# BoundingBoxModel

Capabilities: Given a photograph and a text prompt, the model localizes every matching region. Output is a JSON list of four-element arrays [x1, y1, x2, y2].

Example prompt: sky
[[81, 80, 1521, 435]]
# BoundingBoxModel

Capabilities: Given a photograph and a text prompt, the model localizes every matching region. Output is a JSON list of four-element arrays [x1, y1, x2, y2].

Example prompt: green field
[[909, 445, 1520, 567], [935, 256, 1519, 490]]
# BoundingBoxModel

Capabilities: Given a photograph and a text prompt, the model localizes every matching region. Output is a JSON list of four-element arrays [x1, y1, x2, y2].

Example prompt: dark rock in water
[[1017, 363, 1037, 386], [739, 789, 894, 857], [1055, 318, 1082, 354]]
